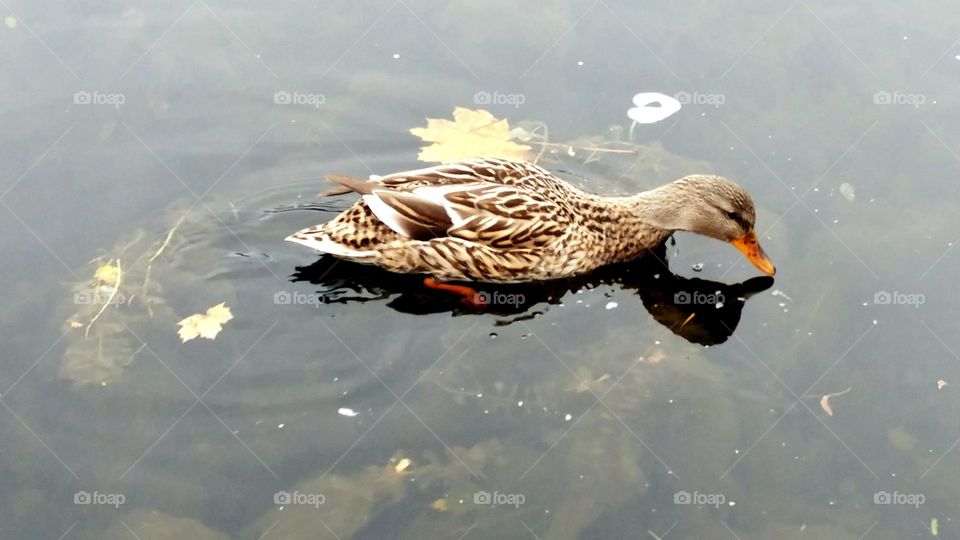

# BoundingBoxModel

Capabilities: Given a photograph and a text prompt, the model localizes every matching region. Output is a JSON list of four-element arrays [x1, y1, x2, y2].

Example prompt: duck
[[285, 157, 775, 289]]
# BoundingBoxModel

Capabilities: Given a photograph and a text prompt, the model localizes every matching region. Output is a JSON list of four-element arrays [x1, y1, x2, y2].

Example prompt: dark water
[[2, 1, 959, 538]]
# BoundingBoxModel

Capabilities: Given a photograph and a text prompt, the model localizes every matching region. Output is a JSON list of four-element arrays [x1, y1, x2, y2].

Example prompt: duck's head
[[646, 175, 776, 275]]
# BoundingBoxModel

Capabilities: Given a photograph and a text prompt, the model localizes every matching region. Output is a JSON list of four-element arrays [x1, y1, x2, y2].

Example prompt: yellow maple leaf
[[177, 303, 234, 342], [409, 107, 530, 163], [94, 264, 120, 286]]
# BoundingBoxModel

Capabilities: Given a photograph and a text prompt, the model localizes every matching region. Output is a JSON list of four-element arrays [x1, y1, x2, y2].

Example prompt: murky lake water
[[2, 1, 959, 538]]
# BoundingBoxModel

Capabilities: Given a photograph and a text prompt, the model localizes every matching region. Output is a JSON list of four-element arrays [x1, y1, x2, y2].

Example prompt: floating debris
[[771, 289, 794, 302], [627, 92, 681, 124], [839, 182, 856, 202], [394, 458, 412, 473], [937, 379, 948, 390], [818, 387, 852, 416], [338, 407, 360, 417], [691, 263, 704, 272], [605, 301, 618, 310]]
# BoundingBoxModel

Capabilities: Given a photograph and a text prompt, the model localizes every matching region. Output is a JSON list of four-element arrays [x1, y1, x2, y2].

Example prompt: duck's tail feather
[[316, 174, 376, 197], [284, 230, 377, 260]]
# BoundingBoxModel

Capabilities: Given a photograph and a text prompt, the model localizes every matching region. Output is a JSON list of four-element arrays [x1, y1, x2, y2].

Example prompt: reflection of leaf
[[177, 303, 233, 342], [409, 107, 530, 163]]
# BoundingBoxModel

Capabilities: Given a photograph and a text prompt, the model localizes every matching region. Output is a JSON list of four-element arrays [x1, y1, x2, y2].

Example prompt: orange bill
[[730, 230, 776, 275]]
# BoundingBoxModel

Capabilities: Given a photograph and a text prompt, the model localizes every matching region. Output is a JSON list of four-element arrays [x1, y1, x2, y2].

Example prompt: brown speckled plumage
[[286, 157, 771, 282]]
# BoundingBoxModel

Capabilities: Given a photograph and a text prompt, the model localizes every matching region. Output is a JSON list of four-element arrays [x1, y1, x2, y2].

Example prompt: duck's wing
[[354, 181, 568, 248], [320, 158, 558, 196], [318, 158, 571, 248]]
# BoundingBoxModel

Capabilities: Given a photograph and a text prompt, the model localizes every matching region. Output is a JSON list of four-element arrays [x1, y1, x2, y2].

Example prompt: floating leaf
[[94, 264, 120, 286], [409, 107, 530, 163], [394, 458, 412, 473], [818, 386, 852, 416], [176, 302, 233, 342], [430, 498, 448, 512]]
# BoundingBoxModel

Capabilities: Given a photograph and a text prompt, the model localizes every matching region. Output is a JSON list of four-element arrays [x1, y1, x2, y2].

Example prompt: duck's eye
[[726, 211, 739, 221]]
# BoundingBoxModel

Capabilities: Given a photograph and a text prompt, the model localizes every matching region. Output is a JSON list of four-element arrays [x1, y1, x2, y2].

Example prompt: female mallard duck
[[286, 157, 775, 285]]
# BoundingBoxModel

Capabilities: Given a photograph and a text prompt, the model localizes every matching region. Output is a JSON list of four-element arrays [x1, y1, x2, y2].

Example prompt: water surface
[[2, 1, 959, 538]]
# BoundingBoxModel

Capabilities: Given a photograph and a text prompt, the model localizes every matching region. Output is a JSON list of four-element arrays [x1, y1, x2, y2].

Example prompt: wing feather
[[319, 159, 572, 250]]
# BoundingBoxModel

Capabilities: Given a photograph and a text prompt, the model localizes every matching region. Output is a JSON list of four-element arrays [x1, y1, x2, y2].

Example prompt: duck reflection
[[291, 245, 773, 346]]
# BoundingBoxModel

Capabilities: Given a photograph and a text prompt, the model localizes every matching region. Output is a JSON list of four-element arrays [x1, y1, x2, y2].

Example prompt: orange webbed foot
[[423, 277, 487, 309]]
